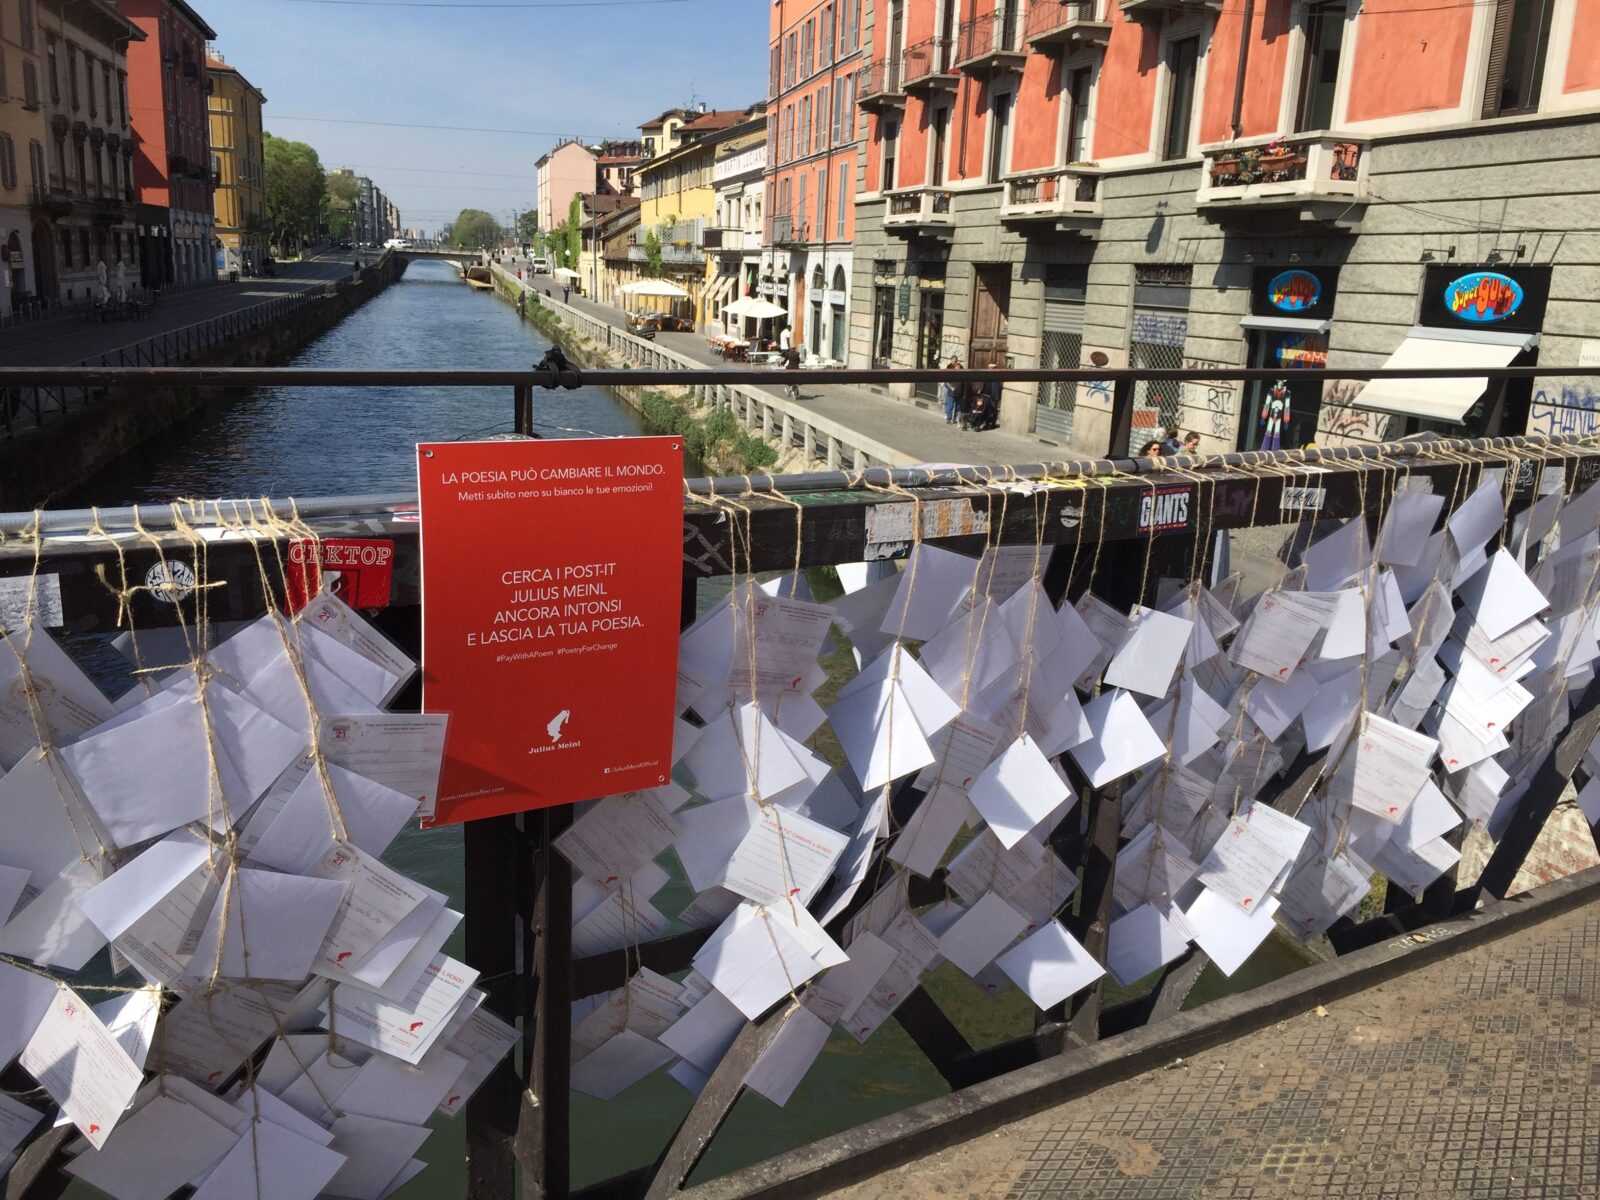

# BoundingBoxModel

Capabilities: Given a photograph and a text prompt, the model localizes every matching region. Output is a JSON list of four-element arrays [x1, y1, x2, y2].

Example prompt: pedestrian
[[1161, 425, 1183, 456], [940, 357, 963, 424], [784, 342, 803, 401], [1182, 431, 1201, 455], [982, 377, 1002, 430], [779, 324, 793, 353], [563, 285, 571, 304], [1139, 439, 1164, 461]]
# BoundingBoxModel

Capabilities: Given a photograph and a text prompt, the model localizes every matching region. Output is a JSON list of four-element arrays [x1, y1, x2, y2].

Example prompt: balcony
[[1026, 0, 1112, 49], [857, 58, 905, 111], [770, 215, 810, 248], [883, 187, 955, 235], [1000, 168, 1102, 236], [29, 184, 72, 218], [1196, 134, 1370, 229], [1120, 0, 1220, 21], [955, 10, 1026, 74], [902, 38, 958, 93], [703, 227, 750, 253]]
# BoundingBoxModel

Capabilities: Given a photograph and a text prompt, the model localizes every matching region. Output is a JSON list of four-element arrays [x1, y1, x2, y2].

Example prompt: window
[[770, 45, 781, 97], [851, 0, 862, 49], [78, 228, 88, 266], [0, 137, 15, 191], [73, 139, 85, 192], [93, 146, 102, 193], [1162, 37, 1200, 160], [23, 61, 39, 109], [797, 172, 808, 234], [1065, 67, 1091, 162], [931, 104, 949, 185], [0, 49, 7, 101], [801, 95, 812, 156], [68, 45, 78, 111], [60, 227, 72, 269], [986, 90, 1011, 182], [802, 20, 813, 77], [782, 105, 794, 161], [118, 72, 127, 126], [103, 65, 113, 121], [1295, 2, 1345, 131], [882, 119, 899, 190], [28, 141, 44, 191], [785, 32, 797, 87], [821, 5, 834, 65], [836, 167, 849, 238], [20, 0, 35, 51], [818, 84, 830, 146], [1483, 0, 1555, 117], [47, 37, 59, 104]]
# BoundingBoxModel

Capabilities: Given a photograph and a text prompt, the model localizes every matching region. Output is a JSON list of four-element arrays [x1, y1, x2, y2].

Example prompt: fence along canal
[[2, 364, 1600, 1200]]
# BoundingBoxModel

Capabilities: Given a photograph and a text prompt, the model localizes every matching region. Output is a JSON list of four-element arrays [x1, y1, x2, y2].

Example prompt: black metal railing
[[903, 36, 955, 85], [4, 369, 1600, 1200], [857, 56, 904, 102]]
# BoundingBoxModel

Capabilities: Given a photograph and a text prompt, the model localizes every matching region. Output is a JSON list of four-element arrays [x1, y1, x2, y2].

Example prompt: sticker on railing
[[863, 497, 984, 557], [143, 559, 196, 604], [0, 573, 63, 630]]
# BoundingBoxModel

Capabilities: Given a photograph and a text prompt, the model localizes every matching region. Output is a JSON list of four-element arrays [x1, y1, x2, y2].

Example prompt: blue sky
[[201, 0, 768, 234]]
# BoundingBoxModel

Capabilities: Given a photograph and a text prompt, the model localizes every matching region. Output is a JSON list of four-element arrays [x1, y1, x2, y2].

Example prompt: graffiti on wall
[[1317, 379, 1390, 444], [1180, 357, 1239, 437], [1528, 386, 1600, 438]]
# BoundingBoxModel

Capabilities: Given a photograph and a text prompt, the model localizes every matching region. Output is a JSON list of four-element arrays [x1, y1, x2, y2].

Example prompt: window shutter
[[1481, 0, 1515, 118]]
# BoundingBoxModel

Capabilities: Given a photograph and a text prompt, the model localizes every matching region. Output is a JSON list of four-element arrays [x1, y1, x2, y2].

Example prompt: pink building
[[536, 139, 598, 236]]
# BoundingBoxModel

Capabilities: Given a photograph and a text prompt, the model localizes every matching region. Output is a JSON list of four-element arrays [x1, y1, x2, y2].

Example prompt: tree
[[557, 195, 583, 270], [642, 228, 663, 278], [324, 172, 360, 241], [263, 134, 327, 255], [449, 209, 502, 251], [515, 209, 539, 246]]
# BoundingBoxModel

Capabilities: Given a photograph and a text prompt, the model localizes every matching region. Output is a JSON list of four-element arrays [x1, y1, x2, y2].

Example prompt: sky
[[200, 0, 769, 234]]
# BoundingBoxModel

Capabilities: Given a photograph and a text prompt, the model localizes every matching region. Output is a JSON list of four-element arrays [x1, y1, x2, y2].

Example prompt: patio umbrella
[[723, 296, 787, 320], [621, 279, 691, 298]]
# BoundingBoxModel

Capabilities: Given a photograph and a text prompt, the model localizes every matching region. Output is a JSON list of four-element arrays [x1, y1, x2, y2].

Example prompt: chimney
[[698, 102, 707, 114]]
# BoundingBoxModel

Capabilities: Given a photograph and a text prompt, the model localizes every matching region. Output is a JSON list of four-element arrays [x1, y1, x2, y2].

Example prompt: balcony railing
[[1196, 134, 1369, 223], [857, 58, 906, 109], [770, 214, 810, 247], [883, 187, 955, 232], [1120, 0, 1220, 19], [955, 8, 1026, 72], [703, 227, 752, 252], [902, 38, 957, 91], [1001, 168, 1103, 230], [1026, 0, 1113, 48]]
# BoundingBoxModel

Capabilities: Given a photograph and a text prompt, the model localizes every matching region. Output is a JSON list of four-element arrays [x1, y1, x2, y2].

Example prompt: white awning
[[725, 296, 787, 320], [1240, 314, 1332, 334], [620, 279, 690, 298], [1350, 327, 1538, 425]]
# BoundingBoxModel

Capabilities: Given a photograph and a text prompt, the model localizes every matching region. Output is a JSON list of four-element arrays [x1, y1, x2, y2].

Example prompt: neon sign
[[1443, 271, 1524, 324], [1266, 269, 1322, 313]]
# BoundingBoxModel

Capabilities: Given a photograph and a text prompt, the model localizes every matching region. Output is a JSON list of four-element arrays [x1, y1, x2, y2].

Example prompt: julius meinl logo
[[530, 708, 581, 755], [1138, 486, 1190, 533]]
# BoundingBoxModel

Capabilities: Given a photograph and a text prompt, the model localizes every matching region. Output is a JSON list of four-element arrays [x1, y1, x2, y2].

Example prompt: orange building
[[764, 0, 868, 362], [850, 0, 1600, 452]]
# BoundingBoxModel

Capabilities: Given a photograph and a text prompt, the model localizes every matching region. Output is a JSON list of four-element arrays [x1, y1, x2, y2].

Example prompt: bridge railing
[[3, 366, 1600, 1200]]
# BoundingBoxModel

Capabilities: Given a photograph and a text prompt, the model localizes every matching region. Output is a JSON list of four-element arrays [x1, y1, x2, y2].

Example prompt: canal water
[[63, 259, 1317, 1197]]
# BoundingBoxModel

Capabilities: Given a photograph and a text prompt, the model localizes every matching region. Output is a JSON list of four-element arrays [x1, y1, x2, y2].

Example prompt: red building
[[765, 0, 868, 362], [119, 0, 215, 288], [851, 0, 1600, 452]]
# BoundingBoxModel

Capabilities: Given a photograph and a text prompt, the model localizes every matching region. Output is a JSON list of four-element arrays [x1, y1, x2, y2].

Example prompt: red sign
[[417, 437, 683, 824], [286, 538, 396, 613]]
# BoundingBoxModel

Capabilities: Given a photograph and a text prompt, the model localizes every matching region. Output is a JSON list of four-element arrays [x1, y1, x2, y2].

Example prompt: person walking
[[1161, 425, 1184, 455], [563, 285, 571, 304], [784, 342, 803, 401], [1182, 431, 1201, 455], [940, 357, 963, 424]]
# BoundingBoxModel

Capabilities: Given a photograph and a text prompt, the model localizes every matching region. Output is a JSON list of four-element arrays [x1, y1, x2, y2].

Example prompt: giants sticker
[[1138, 487, 1191, 534]]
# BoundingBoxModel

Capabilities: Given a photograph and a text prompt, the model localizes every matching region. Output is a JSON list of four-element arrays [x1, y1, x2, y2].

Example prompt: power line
[[264, 114, 622, 137], [282, 0, 688, 7]]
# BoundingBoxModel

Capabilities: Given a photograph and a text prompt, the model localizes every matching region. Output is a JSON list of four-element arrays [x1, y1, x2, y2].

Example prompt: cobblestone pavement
[[826, 902, 1600, 1200]]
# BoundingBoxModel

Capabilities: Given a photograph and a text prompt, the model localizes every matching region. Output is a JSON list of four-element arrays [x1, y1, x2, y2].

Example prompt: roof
[[677, 110, 748, 137], [638, 108, 693, 131], [579, 193, 640, 217], [535, 140, 597, 168], [165, 0, 218, 40], [205, 55, 266, 103]]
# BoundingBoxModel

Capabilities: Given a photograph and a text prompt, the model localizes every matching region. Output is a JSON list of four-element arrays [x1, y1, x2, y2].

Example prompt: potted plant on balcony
[[1209, 151, 1243, 184], [1256, 137, 1303, 180]]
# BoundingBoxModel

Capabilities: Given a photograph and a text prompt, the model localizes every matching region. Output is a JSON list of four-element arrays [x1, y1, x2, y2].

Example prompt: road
[[0, 253, 360, 367]]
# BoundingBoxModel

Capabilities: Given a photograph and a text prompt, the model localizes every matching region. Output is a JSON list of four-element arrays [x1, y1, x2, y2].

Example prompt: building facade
[[120, 0, 215, 288], [0, 0, 48, 316], [708, 135, 767, 335], [536, 138, 598, 234], [205, 49, 263, 277], [766, 0, 867, 362], [32, 0, 143, 305], [596, 139, 644, 196], [629, 107, 764, 327], [851, 0, 1600, 453]]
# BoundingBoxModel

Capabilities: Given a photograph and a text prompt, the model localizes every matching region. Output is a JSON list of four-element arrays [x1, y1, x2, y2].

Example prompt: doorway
[[30, 220, 55, 304], [916, 288, 945, 400], [1295, 2, 1346, 132], [969, 265, 1011, 372], [1240, 328, 1328, 450]]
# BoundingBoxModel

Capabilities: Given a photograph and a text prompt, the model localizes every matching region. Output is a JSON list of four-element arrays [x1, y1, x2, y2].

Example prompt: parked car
[[530, 257, 550, 274]]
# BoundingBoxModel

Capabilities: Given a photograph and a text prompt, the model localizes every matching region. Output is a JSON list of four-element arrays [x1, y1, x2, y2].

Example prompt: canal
[[61, 259, 1318, 1197]]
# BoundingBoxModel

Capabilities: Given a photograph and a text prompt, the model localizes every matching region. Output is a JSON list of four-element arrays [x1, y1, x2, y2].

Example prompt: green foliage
[[450, 209, 503, 250], [642, 228, 663, 278], [561, 196, 583, 269], [637, 391, 776, 472], [515, 209, 539, 245], [324, 172, 359, 240], [262, 134, 326, 253]]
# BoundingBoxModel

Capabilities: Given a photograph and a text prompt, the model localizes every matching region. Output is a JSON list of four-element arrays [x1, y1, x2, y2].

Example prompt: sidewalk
[[0, 258, 357, 367], [542, 284, 1070, 468]]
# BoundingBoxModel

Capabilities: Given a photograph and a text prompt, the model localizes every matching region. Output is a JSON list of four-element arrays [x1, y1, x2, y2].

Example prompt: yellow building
[[0, 0, 49, 316], [206, 51, 266, 277], [627, 105, 764, 329]]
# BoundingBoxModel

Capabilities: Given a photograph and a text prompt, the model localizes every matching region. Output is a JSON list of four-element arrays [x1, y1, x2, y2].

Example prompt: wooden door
[[969, 266, 1011, 370]]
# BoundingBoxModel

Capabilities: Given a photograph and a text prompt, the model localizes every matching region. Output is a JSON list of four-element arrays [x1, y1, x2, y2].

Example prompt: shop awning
[[1239, 314, 1332, 334], [1350, 327, 1538, 425]]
